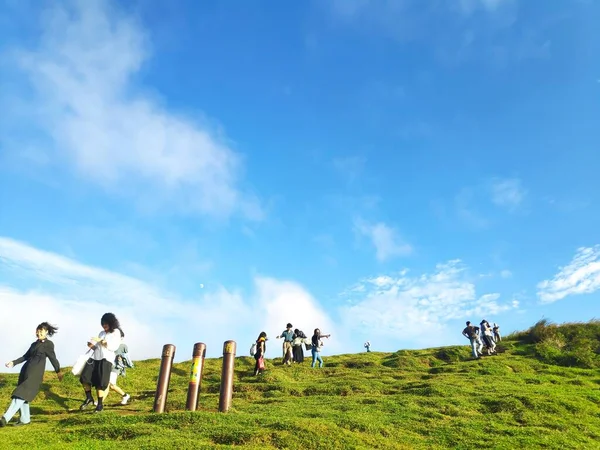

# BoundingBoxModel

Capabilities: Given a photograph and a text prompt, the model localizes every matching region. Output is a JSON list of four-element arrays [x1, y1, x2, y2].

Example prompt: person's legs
[[470, 338, 478, 358], [317, 353, 323, 368], [18, 402, 30, 424], [311, 349, 318, 368], [2, 398, 25, 423]]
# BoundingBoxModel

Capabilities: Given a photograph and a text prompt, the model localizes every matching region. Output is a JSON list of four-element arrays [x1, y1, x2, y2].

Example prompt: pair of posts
[[152, 341, 236, 413]]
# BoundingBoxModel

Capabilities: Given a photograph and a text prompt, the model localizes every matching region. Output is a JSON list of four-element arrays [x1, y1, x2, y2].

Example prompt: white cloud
[[252, 277, 341, 355], [339, 260, 517, 346], [0, 236, 337, 372], [490, 177, 526, 211], [2, 0, 261, 220], [500, 269, 513, 278], [537, 246, 600, 303], [354, 219, 412, 262]]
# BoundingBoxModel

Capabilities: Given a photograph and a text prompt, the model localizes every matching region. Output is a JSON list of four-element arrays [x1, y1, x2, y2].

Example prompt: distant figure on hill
[[254, 332, 267, 376], [292, 329, 307, 363], [462, 321, 483, 359], [276, 323, 295, 366], [364, 341, 371, 352], [493, 323, 501, 342], [311, 328, 331, 368], [1, 322, 64, 427], [480, 320, 496, 355]]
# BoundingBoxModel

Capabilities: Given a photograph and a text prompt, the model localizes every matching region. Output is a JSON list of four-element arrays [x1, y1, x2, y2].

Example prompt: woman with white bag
[[79, 313, 123, 413], [0, 322, 63, 427]]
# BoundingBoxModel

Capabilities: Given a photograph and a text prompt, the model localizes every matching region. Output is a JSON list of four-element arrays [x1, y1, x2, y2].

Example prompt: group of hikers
[[251, 323, 331, 376], [1, 313, 133, 427], [462, 320, 502, 359], [1, 315, 503, 426]]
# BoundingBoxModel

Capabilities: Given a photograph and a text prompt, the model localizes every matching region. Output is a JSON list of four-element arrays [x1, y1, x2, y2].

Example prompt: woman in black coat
[[0, 322, 63, 427]]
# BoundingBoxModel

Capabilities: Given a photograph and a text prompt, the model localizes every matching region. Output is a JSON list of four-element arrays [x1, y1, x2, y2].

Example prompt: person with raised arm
[[0, 322, 63, 427], [310, 328, 331, 368]]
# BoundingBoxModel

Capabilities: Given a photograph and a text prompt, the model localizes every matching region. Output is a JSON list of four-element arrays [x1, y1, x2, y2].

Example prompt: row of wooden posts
[[153, 340, 237, 413]]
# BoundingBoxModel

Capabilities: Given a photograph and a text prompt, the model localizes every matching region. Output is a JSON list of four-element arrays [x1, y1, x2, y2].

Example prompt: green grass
[[1, 321, 599, 449]]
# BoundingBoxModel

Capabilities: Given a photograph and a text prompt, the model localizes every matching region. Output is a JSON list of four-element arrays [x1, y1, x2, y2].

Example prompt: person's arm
[[102, 331, 121, 352], [45, 341, 64, 381], [7, 344, 33, 368]]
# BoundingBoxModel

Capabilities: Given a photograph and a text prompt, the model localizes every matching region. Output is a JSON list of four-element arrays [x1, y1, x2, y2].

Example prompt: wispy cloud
[[324, 0, 552, 67], [490, 177, 526, 211], [354, 219, 412, 262], [0, 236, 338, 371], [500, 269, 513, 279], [537, 246, 600, 303], [2, 0, 261, 220], [340, 260, 518, 346]]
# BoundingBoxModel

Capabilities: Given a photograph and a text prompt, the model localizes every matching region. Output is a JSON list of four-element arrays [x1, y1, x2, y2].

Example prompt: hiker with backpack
[[292, 329, 307, 363], [106, 330, 133, 406], [1, 322, 64, 427], [462, 321, 483, 359], [79, 313, 123, 413], [253, 332, 267, 376]]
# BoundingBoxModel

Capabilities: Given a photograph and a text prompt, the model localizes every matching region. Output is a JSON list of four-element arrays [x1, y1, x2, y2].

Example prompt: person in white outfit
[[79, 313, 123, 412]]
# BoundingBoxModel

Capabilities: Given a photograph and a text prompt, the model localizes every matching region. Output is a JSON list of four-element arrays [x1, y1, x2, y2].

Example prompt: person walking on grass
[[0, 322, 64, 427], [254, 332, 267, 376], [292, 328, 307, 363], [276, 323, 295, 366], [79, 313, 123, 413], [106, 330, 133, 406], [493, 323, 502, 342], [311, 328, 331, 368], [480, 320, 496, 355], [462, 321, 483, 359]]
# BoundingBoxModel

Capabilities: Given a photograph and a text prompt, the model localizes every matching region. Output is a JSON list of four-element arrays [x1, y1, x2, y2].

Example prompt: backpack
[[250, 343, 257, 356]]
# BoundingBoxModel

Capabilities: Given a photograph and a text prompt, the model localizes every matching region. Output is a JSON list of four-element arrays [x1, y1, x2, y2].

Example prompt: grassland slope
[[0, 320, 599, 449]]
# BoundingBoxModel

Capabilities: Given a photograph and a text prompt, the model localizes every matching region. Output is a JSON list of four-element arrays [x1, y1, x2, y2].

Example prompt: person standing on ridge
[[254, 332, 267, 376], [462, 321, 483, 359], [493, 323, 502, 342], [1, 322, 64, 427], [276, 323, 295, 366], [311, 328, 331, 368]]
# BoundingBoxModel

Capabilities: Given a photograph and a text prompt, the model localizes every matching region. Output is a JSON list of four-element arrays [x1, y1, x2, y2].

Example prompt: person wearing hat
[[276, 323, 295, 366]]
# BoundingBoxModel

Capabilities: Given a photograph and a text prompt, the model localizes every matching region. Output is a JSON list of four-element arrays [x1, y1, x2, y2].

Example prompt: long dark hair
[[101, 313, 121, 333], [256, 331, 267, 341], [37, 322, 58, 337]]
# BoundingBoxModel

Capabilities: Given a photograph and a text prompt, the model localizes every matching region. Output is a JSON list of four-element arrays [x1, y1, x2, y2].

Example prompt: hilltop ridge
[[0, 320, 599, 449]]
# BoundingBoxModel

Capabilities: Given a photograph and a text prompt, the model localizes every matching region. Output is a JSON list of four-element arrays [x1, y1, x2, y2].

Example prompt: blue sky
[[1, 0, 600, 369]]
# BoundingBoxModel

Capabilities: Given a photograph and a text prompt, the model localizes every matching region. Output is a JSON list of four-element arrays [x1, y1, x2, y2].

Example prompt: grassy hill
[[1, 320, 599, 449]]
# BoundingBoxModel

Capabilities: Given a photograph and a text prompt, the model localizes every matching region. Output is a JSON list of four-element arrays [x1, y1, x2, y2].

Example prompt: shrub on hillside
[[528, 320, 600, 369]]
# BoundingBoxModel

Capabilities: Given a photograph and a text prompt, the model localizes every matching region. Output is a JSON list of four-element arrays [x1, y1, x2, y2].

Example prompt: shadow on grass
[[40, 384, 73, 411]]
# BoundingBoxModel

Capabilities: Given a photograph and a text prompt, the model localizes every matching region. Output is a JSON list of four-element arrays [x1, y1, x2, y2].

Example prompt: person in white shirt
[[79, 313, 123, 413]]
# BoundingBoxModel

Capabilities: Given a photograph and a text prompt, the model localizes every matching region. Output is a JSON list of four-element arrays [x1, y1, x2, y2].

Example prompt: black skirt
[[80, 359, 113, 390]]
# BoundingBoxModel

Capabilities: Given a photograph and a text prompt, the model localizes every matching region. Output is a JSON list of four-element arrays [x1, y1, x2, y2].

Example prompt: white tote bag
[[71, 350, 92, 376]]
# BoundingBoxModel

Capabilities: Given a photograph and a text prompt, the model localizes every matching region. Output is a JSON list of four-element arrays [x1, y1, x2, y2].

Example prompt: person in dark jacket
[[254, 332, 267, 376], [0, 322, 63, 427], [292, 329, 306, 363]]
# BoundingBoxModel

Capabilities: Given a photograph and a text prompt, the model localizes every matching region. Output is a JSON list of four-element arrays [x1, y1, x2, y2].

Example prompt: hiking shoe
[[121, 394, 130, 405], [80, 398, 94, 410], [14, 422, 30, 427], [94, 404, 104, 413], [0, 417, 6, 427]]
